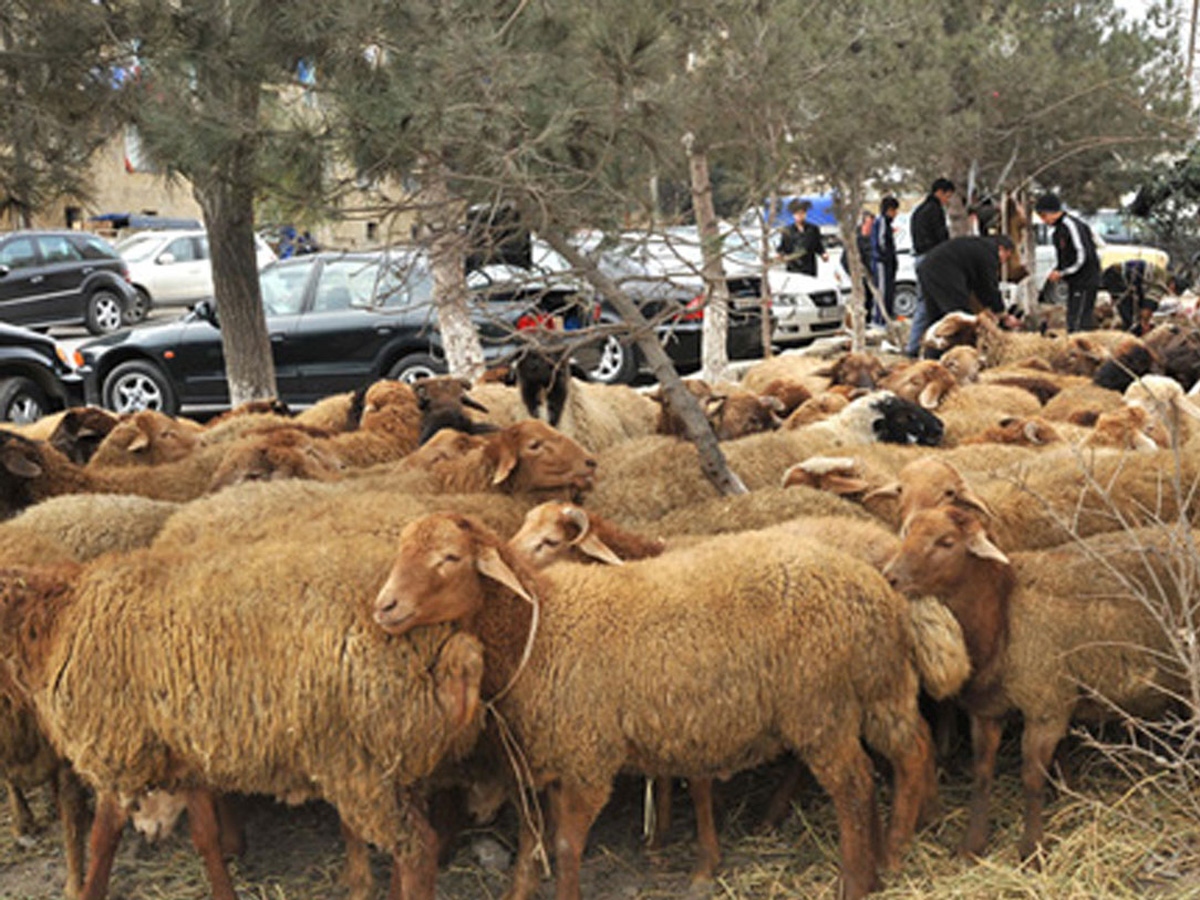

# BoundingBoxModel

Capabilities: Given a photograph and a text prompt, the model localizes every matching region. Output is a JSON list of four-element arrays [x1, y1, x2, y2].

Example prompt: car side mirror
[[156, 252, 176, 265], [0, 265, 8, 278], [193, 298, 219, 328]]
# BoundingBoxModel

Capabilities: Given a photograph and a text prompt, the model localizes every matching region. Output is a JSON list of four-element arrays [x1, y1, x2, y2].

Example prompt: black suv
[[0, 230, 138, 335], [0, 322, 86, 422]]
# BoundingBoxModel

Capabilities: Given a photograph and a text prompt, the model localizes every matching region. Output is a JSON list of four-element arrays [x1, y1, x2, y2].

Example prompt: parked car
[[114, 229, 277, 323], [78, 249, 593, 414], [0, 322, 85, 422], [0, 230, 137, 335]]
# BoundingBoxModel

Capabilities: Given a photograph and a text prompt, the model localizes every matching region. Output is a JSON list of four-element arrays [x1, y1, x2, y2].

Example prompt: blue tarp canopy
[[761, 194, 837, 228], [89, 213, 202, 230]]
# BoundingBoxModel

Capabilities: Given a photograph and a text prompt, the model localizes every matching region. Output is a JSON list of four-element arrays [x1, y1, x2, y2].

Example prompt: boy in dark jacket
[[1035, 192, 1101, 332], [776, 199, 827, 276]]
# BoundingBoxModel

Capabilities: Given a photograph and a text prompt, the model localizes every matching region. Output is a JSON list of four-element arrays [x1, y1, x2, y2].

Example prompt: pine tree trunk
[[192, 81, 276, 408], [421, 164, 485, 381], [758, 194, 776, 360], [834, 181, 868, 353], [686, 137, 731, 383], [543, 232, 747, 497]]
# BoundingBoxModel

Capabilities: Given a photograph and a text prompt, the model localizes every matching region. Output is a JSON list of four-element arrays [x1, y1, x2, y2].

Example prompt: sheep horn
[[461, 395, 490, 414], [560, 505, 591, 543]]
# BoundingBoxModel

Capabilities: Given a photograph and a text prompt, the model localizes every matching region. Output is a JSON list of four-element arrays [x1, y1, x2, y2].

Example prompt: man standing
[[776, 199, 828, 276], [870, 196, 900, 323], [1034, 192, 1101, 332], [905, 178, 955, 356], [917, 235, 1020, 329]]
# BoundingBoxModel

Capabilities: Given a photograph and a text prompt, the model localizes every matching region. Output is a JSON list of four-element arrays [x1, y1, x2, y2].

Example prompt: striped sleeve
[[1059, 217, 1087, 278]]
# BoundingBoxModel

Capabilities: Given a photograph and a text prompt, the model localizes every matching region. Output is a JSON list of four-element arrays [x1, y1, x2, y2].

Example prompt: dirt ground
[[3, 739, 1200, 900]]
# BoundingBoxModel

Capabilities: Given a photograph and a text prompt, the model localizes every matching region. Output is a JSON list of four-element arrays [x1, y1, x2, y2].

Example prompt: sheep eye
[[527, 440, 543, 451], [539, 538, 560, 550], [935, 537, 955, 549], [442, 554, 462, 565], [943, 488, 954, 497]]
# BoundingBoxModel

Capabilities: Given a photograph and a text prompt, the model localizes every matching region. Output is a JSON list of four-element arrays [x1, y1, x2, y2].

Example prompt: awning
[[89, 213, 202, 230]]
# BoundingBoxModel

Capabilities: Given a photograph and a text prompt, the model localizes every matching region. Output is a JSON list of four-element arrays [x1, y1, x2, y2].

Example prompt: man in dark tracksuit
[[917, 235, 1017, 327], [869, 196, 900, 323], [905, 178, 955, 356], [1034, 192, 1101, 332], [776, 199, 827, 276]]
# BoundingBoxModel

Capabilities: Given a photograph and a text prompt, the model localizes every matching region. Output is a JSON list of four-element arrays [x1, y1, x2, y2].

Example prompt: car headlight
[[55, 345, 77, 370]]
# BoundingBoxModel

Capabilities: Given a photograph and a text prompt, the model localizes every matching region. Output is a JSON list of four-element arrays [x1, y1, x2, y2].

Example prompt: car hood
[[77, 312, 197, 357], [0, 322, 62, 355]]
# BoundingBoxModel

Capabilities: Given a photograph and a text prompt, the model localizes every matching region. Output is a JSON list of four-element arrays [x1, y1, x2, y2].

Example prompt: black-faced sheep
[[884, 507, 1189, 860], [46, 408, 120, 464], [413, 376, 495, 444], [0, 542, 486, 900], [375, 513, 939, 900]]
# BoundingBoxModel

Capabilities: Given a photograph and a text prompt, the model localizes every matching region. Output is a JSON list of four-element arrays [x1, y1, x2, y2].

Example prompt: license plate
[[818, 306, 842, 320]]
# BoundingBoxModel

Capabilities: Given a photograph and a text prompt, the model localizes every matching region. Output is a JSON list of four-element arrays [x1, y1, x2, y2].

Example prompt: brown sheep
[[813, 351, 890, 389], [758, 377, 813, 415], [884, 507, 1188, 860], [940, 346, 981, 384], [87, 410, 203, 467], [880, 361, 958, 409], [376, 514, 939, 899], [1081, 405, 1169, 452], [508, 501, 665, 568], [781, 456, 882, 499], [413, 376, 495, 444], [207, 428, 349, 491], [203, 397, 292, 427], [1041, 382, 1126, 424], [960, 416, 1064, 447], [0, 543, 486, 900], [782, 392, 850, 428], [294, 389, 363, 432]]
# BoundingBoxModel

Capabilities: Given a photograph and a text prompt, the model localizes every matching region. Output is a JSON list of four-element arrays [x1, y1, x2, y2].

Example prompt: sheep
[[375, 514, 942, 900], [1080, 406, 1168, 452], [959, 415, 1064, 447], [508, 500, 665, 568], [933, 384, 1046, 445], [740, 352, 846, 395], [202, 397, 293, 426], [796, 391, 944, 446], [940, 346, 982, 384], [652, 380, 783, 440], [1124, 374, 1200, 447], [1042, 382, 1126, 424], [921, 311, 980, 355], [781, 455, 890, 501], [1092, 335, 1156, 391], [0, 542, 487, 900], [758, 377, 813, 416], [86, 410, 203, 467], [294, 388, 364, 432], [880, 361, 958, 410], [0, 494, 179, 562], [1144, 322, 1200, 391], [978, 367, 1090, 405], [413, 376, 495, 444], [206, 428, 349, 491], [782, 392, 849, 427], [46, 408, 120, 464], [884, 506, 1189, 859]]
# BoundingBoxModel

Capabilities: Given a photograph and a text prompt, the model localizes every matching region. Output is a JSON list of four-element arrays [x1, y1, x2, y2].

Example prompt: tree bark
[[192, 81, 276, 407], [685, 136, 731, 383], [420, 163, 485, 381], [758, 194, 777, 360], [543, 231, 747, 497], [833, 180, 868, 353]]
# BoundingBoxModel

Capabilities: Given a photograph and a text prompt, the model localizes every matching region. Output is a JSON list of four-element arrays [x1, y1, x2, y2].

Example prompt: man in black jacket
[[917, 235, 1019, 331], [1034, 192, 1101, 332], [776, 199, 827, 276], [905, 177, 955, 355]]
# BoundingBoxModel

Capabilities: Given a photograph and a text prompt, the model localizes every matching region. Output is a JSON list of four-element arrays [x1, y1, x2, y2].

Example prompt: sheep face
[[870, 395, 944, 446], [884, 506, 1010, 598], [208, 432, 346, 492], [1084, 406, 1168, 451], [866, 457, 993, 531], [815, 352, 888, 389], [922, 312, 978, 352], [940, 346, 982, 385], [414, 377, 491, 445], [90, 411, 200, 467], [1049, 335, 1108, 376], [508, 502, 624, 568], [375, 515, 533, 637], [487, 420, 597, 499], [882, 361, 957, 410], [706, 393, 783, 440], [47, 407, 120, 464]]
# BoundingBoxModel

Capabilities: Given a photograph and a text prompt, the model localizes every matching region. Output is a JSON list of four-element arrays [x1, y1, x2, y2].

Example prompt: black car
[[0, 322, 86, 422], [78, 250, 592, 415], [0, 230, 138, 335]]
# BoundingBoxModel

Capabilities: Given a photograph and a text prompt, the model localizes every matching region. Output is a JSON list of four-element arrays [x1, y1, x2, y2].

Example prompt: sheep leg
[[960, 714, 1003, 858], [6, 779, 35, 837], [388, 794, 438, 900], [881, 717, 936, 870], [186, 789, 238, 900], [216, 793, 245, 858], [339, 820, 373, 900], [1017, 718, 1067, 863], [757, 757, 806, 832], [688, 777, 719, 883], [802, 739, 881, 900], [548, 780, 609, 900], [500, 798, 545, 900], [79, 792, 127, 900], [646, 777, 672, 850], [55, 765, 89, 900]]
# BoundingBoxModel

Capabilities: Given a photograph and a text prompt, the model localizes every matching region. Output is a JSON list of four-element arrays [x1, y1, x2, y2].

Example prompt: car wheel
[[124, 288, 152, 326], [0, 377, 49, 425], [583, 335, 639, 385], [86, 288, 127, 335], [103, 360, 177, 415], [386, 353, 447, 383], [893, 282, 919, 319]]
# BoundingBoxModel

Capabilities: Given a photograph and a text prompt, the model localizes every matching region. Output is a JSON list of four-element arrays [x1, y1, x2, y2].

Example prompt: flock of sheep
[[0, 305, 1199, 900]]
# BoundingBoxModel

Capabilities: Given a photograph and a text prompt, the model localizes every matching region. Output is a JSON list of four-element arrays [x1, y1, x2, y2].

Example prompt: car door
[[154, 235, 211, 304], [34, 234, 90, 324], [0, 236, 48, 326], [169, 258, 310, 403], [293, 255, 419, 398]]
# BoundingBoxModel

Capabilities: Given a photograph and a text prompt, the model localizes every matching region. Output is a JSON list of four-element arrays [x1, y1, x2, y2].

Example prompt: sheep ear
[[128, 430, 152, 452], [490, 434, 520, 485], [1, 446, 42, 478], [824, 474, 872, 496], [918, 382, 946, 410], [461, 395, 490, 414], [956, 487, 995, 519], [1132, 431, 1159, 452], [862, 481, 901, 503], [965, 529, 1010, 566], [577, 533, 624, 566], [475, 546, 534, 603]]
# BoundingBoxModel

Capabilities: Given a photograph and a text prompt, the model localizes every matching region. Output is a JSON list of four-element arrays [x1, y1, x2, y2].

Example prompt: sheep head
[[208, 431, 346, 492], [485, 420, 597, 500], [508, 502, 625, 568], [922, 311, 978, 353], [47, 407, 119, 464], [868, 394, 944, 445], [1084, 406, 1168, 451], [374, 514, 534, 637], [814, 352, 889, 390], [962, 416, 1062, 447], [705, 392, 783, 440], [882, 361, 957, 410], [940, 346, 982, 385], [781, 456, 873, 497], [884, 505, 1010, 599], [865, 457, 993, 532], [1049, 335, 1109, 376], [89, 411, 200, 467]]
